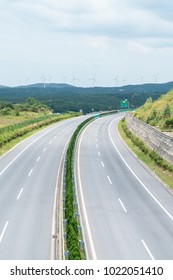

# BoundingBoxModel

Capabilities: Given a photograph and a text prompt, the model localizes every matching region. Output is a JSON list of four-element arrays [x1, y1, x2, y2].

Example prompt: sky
[[0, 0, 173, 87]]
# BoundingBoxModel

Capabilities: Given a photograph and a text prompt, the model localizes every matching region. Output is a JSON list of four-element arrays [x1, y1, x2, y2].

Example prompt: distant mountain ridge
[[15, 83, 74, 89], [0, 81, 173, 113]]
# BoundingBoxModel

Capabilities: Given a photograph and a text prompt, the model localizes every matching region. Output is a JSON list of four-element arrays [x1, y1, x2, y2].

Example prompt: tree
[[163, 104, 171, 118]]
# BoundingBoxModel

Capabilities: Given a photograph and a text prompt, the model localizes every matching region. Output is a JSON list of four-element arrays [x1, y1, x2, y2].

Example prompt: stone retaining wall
[[125, 113, 173, 165]]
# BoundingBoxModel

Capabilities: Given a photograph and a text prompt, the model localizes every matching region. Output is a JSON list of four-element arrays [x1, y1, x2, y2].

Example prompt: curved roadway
[[77, 113, 173, 260], [0, 115, 88, 259]]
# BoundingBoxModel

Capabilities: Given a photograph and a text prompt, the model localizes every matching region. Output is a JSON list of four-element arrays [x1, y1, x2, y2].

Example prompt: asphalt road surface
[[77, 113, 173, 260], [0, 115, 88, 259]]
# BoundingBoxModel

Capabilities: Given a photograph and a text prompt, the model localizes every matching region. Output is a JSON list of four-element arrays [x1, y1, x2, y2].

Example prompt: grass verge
[[118, 118, 173, 189], [0, 112, 80, 156]]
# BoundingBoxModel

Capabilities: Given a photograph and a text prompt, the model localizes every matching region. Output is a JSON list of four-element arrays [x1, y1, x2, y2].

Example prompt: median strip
[[63, 116, 95, 260], [62, 111, 118, 260]]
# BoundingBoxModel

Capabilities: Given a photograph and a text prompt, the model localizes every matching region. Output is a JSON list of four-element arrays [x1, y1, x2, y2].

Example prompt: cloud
[[4, 0, 172, 46], [0, 0, 173, 86]]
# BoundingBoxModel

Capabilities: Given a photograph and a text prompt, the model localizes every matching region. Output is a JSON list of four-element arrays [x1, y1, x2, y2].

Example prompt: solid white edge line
[[0, 120, 75, 177], [141, 239, 155, 260], [17, 188, 24, 200], [108, 119, 173, 222], [0, 221, 9, 243], [78, 126, 97, 260], [118, 198, 127, 213], [50, 140, 69, 260]]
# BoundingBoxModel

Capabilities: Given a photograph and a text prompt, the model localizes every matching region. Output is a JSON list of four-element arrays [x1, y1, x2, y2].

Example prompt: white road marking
[[118, 198, 127, 213], [96, 144, 98, 148], [98, 151, 101, 156], [0, 121, 71, 176], [49, 141, 52, 144], [109, 119, 173, 222], [0, 221, 9, 243], [101, 161, 104, 167], [96, 138, 98, 142], [54, 136, 57, 140], [28, 169, 33, 177], [43, 147, 46, 152], [107, 175, 112, 185], [17, 188, 24, 200], [141, 239, 155, 260], [36, 156, 40, 162], [78, 126, 97, 260]]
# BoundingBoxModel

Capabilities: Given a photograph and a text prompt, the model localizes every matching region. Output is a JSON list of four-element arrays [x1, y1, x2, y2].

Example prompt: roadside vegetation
[[0, 98, 80, 155], [64, 116, 95, 260], [118, 118, 173, 189], [134, 90, 173, 131]]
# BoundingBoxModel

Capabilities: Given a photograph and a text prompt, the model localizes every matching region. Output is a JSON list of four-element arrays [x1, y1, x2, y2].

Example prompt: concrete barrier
[[125, 113, 173, 165]]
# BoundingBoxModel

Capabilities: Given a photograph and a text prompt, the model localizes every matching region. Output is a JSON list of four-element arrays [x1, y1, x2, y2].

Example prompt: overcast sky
[[0, 0, 173, 87]]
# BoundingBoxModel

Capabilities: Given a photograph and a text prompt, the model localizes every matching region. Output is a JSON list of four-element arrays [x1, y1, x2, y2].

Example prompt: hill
[[0, 81, 173, 113], [134, 90, 173, 131], [0, 98, 52, 128]]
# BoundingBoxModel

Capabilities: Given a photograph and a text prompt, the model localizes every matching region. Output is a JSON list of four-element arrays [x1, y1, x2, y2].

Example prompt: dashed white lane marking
[[109, 119, 173, 222], [17, 188, 24, 200], [98, 151, 101, 156], [107, 175, 112, 185], [49, 141, 52, 144], [141, 239, 155, 260], [0, 221, 9, 243], [101, 161, 104, 167], [118, 198, 127, 213], [96, 144, 98, 148], [28, 169, 33, 177], [36, 156, 40, 162], [54, 136, 57, 140], [43, 147, 46, 152]]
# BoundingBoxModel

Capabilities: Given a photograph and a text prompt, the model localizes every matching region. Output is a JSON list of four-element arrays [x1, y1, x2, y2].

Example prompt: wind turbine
[[71, 74, 79, 86], [40, 75, 47, 88], [48, 74, 52, 84], [153, 73, 159, 83], [89, 74, 97, 87], [122, 77, 126, 86], [63, 75, 67, 84], [25, 78, 29, 85], [113, 75, 119, 86]]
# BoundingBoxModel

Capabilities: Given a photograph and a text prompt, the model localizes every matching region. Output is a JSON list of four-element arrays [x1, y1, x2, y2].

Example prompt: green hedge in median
[[64, 116, 94, 260]]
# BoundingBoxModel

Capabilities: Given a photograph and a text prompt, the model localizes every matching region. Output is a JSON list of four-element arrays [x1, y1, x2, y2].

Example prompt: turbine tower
[[40, 74, 47, 88], [89, 74, 97, 87], [113, 75, 119, 86], [71, 74, 79, 86], [153, 73, 159, 83]]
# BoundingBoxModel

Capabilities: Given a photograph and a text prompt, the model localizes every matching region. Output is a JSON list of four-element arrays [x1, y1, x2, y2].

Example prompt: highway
[[77, 113, 173, 260], [0, 115, 88, 259]]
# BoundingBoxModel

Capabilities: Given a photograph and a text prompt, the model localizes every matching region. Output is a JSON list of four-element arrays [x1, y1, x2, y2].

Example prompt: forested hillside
[[134, 90, 173, 130], [0, 81, 173, 113]]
